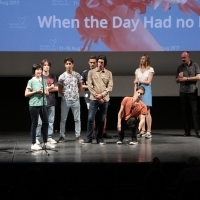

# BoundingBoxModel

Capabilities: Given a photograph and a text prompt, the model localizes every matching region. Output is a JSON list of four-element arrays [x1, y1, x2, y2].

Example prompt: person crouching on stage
[[117, 86, 147, 145]]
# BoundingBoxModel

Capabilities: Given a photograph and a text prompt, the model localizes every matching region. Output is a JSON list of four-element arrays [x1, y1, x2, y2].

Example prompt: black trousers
[[180, 92, 200, 133], [29, 106, 48, 144], [118, 117, 138, 141]]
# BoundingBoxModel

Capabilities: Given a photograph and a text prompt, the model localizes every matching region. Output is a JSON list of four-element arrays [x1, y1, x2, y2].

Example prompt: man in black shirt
[[176, 51, 200, 137]]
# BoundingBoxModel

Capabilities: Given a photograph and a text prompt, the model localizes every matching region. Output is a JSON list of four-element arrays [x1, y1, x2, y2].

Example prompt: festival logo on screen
[[40, 39, 58, 51], [0, 0, 20, 6], [52, 0, 71, 6], [58, 45, 81, 51], [9, 16, 26, 29], [51, 0, 79, 6]]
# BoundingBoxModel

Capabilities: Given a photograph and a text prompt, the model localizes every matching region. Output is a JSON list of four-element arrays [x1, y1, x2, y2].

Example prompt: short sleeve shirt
[[81, 69, 90, 103], [121, 97, 147, 120], [58, 71, 82, 101], [43, 74, 58, 106], [26, 77, 47, 106], [176, 61, 200, 93], [135, 67, 155, 84]]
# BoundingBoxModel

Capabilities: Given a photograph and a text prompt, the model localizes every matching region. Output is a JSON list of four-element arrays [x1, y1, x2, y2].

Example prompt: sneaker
[[47, 138, 57, 144], [195, 131, 200, 138], [145, 134, 152, 139], [102, 133, 112, 139], [44, 142, 55, 149], [97, 138, 105, 145], [129, 139, 138, 145], [36, 139, 40, 145], [31, 143, 42, 150], [57, 137, 65, 143], [82, 139, 92, 144], [76, 137, 83, 142], [92, 132, 96, 139], [116, 140, 123, 145]]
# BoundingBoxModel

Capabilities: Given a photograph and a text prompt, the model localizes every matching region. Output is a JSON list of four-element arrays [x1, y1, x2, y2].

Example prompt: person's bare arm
[[48, 85, 58, 92], [139, 72, 154, 84], [78, 82, 82, 92], [117, 105, 124, 131], [138, 114, 146, 131], [25, 88, 43, 97], [58, 84, 63, 95], [133, 74, 139, 93]]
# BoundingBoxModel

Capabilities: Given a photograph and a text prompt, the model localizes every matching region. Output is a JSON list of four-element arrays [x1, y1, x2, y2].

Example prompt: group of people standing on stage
[[25, 51, 200, 150]]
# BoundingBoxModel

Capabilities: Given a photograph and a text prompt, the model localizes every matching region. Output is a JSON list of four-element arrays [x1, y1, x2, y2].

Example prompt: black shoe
[[184, 133, 191, 137], [76, 137, 83, 142], [96, 138, 105, 144], [82, 139, 92, 144], [92, 133, 96, 139], [102, 133, 112, 139], [184, 129, 191, 137], [57, 137, 65, 143], [195, 131, 200, 138]]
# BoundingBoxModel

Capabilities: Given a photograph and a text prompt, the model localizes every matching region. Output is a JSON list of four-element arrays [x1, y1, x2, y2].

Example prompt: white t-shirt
[[135, 67, 155, 83]]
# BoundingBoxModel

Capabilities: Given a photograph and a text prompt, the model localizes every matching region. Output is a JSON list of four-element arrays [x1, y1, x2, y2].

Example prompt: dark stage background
[[1, 76, 197, 133]]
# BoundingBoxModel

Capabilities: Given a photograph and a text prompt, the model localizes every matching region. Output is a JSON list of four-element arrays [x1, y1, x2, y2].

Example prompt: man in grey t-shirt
[[176, 51, 200, 137]]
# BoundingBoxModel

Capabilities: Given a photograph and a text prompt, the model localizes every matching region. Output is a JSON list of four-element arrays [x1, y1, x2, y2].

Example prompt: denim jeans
[[29, 106, 48, 144], [118, 117, 138, 141], [36, 106, 55, 139], [87, 100, 109, 140], [60, 100, 81, 138]]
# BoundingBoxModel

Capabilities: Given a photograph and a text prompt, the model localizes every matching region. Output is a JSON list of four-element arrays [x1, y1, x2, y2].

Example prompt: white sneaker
[[116, 141, 123, 145], [36, 139, 40, 144], [31, 143, 42, 150], [47, 138, 57, 144], [129, 140, 138, 145], [44, 142, 55, 149]]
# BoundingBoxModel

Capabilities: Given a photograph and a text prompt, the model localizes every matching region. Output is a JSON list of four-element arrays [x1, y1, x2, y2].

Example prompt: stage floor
[[0, 130, 199, 163]]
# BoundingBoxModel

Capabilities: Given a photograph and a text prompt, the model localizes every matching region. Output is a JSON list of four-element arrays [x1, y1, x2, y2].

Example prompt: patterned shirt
[[176, 61, 200, 93], [58, 71, 82, 101], [88, 68, 113, 102]]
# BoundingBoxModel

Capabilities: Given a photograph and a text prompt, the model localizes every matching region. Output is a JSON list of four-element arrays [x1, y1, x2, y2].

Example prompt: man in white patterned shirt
[[57, 57, 82, 142]]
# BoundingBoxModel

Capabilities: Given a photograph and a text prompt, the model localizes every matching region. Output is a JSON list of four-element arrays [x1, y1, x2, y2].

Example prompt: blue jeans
[[87, 100, 109, 140], [36, 106, 55, 139], [29, 106, 48, 144], [60, 100, 81, 138]]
